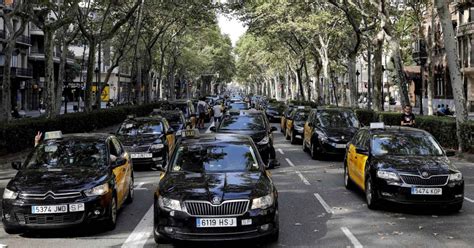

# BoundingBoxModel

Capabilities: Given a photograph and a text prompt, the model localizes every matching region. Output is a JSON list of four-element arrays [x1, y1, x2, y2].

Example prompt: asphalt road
[[1, 123, 474, 247]]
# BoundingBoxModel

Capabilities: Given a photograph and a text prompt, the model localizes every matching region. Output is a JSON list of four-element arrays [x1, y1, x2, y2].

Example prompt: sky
[[217, 13, 247, 47]]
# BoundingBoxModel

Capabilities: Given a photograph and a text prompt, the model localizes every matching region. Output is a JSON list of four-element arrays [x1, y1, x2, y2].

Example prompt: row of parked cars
[[277, 104, 464, 212]]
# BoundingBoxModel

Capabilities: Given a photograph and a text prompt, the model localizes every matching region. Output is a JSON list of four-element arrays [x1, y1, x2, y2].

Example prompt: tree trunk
[[427, 0, 435, 115], [57, 36, 68, 116], [435, 0, 468, 151], [85, 40, 96, 112], [0, 40, 15, 121], [347, 55, 358, 107], [373, 35, 383, 111], [44, 29, 57, 119], [387, 40, 410, 107]]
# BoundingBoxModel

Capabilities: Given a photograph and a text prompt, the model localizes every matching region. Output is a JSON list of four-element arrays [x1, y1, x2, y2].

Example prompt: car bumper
[[320, 142, 347, 155], [293, 129, 304, 140], [2, 192, 113, 230], [130, 150, 165, 168], [155, 206, 278, 241], [374, 179, 464, 205]]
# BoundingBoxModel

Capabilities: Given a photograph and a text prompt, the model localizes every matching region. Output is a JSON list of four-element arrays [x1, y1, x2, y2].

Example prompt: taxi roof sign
[[44, 131, 63, 140], [297, 106, 306, 109], [370, 122, 385, 129], [182, 129, 200, 138], [126, 114, 136, 119]]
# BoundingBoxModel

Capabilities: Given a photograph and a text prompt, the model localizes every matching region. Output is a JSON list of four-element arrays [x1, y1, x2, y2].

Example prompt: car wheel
[[290, 130, 297, 144], [310, 143, 318, 160], [154, 202, 170, 244], [344, 161, 354, 190], [125, 175, 134, 204], [302, 138, 308, 152], [285, 129, 290, 140], [4, 225, 23, 234], [104, 194, 118, 230], [365, 176, 379, 210]]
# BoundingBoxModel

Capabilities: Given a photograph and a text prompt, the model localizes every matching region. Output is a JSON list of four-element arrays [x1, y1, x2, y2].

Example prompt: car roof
[[58, 133, 111, 142], [362, 126, 430, 135], [125, 116, 164, 122], [179, 133, 253, 145]]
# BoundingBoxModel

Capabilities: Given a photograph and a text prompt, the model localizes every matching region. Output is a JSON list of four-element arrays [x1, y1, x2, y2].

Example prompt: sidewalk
[[18, 102, 108, 118]]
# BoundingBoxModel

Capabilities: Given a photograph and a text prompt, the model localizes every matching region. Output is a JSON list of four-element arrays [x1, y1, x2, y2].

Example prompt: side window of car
[[352, 131, 364, 147], [112, 138, 123, 155], [108, 140, 119, 157], [361, 132, 371, 150]]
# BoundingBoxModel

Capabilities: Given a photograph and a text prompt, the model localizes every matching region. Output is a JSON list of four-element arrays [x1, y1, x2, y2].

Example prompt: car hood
[[160, 171, 271, 201], [117, 133, 162, 147], [169, 123, 184, 131], [9, 167, 109, 193], [321, 127, 357, 142], [217, 130, 267, 143], [373, 156, 455, 175]]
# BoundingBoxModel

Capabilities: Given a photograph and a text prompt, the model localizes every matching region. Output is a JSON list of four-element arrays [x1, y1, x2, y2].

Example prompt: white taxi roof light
[[182, 129, 200, 138], [297, 106, 306, 109], [127, 114, 136, 119], [44, 131, 63, 140], [370, 122, 385, 129]]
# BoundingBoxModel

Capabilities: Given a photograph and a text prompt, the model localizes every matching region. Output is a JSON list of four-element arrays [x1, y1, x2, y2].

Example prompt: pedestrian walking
[[400, 105, 416, 127], [212, 103, 224, 125], [197, 97, 208, 129]]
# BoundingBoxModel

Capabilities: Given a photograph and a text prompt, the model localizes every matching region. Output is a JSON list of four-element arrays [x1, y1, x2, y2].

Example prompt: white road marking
[[0, 244, 7, 248], [285, 158, 295, 167], [295, 171, 310, 185], [314, 193, 333, 214], [465, 197, 474, 203], [134, 182, 145, 189], [341, 227, 363, 248], [122, 205, 154, 248], [278, 148, 285, 155]]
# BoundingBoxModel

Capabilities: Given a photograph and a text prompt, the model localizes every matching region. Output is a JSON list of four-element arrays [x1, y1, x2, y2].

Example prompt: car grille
[[124, 145, 150, 153], [16, 213, 83, 225], [19, 191, 82, 200], [400, 175, 449, 186], [184, 200, 249, 217]]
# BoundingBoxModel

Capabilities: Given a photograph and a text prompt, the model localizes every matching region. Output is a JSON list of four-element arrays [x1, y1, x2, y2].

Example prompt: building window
[[470, 7, 474, 22], [436, 73, 444, 97], [464, 37, 469, 68]]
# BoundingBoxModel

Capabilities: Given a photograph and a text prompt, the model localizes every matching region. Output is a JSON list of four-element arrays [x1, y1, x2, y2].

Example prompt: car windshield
[[118, 121, 163, 135], [25, 139, 107, 169], [372, 133, 444, 156], [231, 103, 247, 110], [171, 143, 260, 173], [163, 113, 183, 125], [220, 115, 265, 131], [318, 110, 359, 128], [294, 111, 309, 121]]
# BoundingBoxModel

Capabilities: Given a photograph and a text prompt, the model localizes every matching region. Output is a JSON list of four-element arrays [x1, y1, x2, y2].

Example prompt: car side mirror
[[210, 126, 216, 132], [356, 147, 369, 155], [445, 149, 456, 157], [270, 126, 277, 132], [112, 157, 127, 168], [11, 161, 21, 170]]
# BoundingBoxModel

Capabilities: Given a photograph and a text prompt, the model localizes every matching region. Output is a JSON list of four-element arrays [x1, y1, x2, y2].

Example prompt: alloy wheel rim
[[111, 198, 117, 224], [344, 166, 349, 186], [366, 180, 372, 204], [129, 177, 134, 199]]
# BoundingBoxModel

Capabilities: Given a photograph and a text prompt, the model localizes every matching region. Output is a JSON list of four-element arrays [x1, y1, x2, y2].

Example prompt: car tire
[[365, 176, 379, 210], [285, 129, 290, 140], [125, 175, 134, 204], [302, 139, 308, 152], [344, 161, 354, 190], [104, 194, 118, 230], [4, 225, 23, 234], [290, 130, 297, 144], [310, 143, 318, 160], [154, 202, 170, 244]]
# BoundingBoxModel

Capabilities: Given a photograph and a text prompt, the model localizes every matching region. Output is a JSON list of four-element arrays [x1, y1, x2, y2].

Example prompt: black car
[[284, 107, 311, 144], [213, 111, 278, 168], [151, 109, 187, 133], [302, 108, 359, 159], [165, 100, 197, 128], [280, 105, 296, 134], [265, 104, 284, 123], [116, 117, 175, 170], [153, 130, 279, 243], [2, 131, 133, 233], [344, 125, 464, 211]]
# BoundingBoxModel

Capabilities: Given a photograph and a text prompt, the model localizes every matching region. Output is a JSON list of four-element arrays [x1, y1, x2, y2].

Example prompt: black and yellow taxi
[[116, 116, 175, 170], [280, 105, 295, 134], [2, 131, 133, 233], [285, 106, 311, 144], [303, 108, 359, 159], [153, 129, 279, 243], [344, 123, 464, 211], [166, 100, 197, 128], [150, 109, 188, 134]]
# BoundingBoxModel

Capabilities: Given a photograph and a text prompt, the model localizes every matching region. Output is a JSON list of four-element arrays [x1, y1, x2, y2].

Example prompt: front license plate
[[196, 218, 237, 228], [335, 144, 346, 149], [411, 187, 442, 195], [131, 153, 152, 159], [32, 205, 68, 214]]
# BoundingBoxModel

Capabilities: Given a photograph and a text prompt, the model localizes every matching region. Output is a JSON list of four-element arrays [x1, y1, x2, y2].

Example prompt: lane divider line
[[122, 205, 154, 248], [314, 193, 333, 214], [285, 158, 295, 167], [134, 182, 145, 189], [296, 171, 310, 185], [341, 227, 363, 248], [465, 197, 474, 203], [278, 148, 285, 155]]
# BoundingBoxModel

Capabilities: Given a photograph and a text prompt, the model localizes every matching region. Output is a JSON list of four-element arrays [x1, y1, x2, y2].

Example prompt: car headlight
[[84, 183, 109, 196], [376, 171, 400, 181], [158, 196, 183, 211], [176, 130, 182, 136], [316, 131, 328, 142], [294, 125, 304, 132], [257, 136, 269, 145], [151, 143, 164, 150], [449, 172, 463, 182], [3, 188, 18, 200], [251, 193, 274, 210]]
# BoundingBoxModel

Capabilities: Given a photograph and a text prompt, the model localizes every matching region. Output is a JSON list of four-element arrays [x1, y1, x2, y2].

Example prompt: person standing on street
[[197, 97, 208, 129], [212, 102, 224, 125], [400, 105, 416, 127]]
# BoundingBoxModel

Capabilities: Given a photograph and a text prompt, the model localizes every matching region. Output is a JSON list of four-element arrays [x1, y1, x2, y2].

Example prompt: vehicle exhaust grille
[[184, 200, 249, 217], [400, 175, 449, 186]]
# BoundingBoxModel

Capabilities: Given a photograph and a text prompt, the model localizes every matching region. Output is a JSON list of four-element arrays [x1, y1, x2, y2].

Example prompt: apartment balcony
[[0, 66, 33, 78], [29, 48, 75, 65], [30, 24, 44, 36], [16, 35, 31, 46], [457, 22, 474, 37]]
